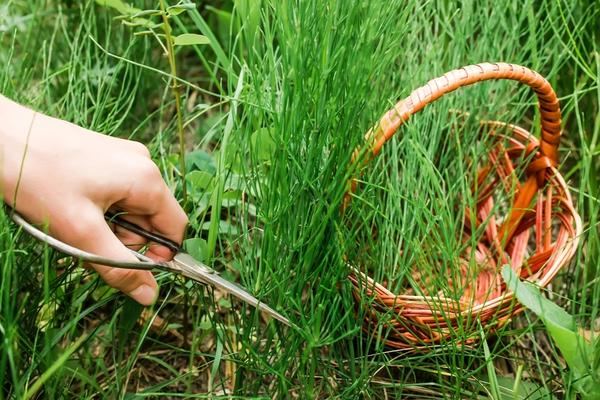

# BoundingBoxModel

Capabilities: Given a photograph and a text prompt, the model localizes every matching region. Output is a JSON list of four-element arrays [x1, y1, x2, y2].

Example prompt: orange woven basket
[[345, 62, 582, 350]]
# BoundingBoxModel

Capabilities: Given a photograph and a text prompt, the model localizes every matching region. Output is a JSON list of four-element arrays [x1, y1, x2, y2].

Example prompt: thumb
[[69, 210, 159, 306]]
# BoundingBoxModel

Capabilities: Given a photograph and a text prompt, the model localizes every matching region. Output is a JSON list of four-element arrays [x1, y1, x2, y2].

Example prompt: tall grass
[[0, 0, 598, 398]]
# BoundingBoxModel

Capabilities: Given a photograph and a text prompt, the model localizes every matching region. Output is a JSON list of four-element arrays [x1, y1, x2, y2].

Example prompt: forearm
[[0, 95, 37, 205]]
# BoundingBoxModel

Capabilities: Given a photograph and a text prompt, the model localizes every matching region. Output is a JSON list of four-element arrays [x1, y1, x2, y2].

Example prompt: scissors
[[9, 208, 290, 327]]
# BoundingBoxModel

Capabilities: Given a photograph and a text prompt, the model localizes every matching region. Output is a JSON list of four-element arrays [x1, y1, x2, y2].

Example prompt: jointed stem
[[159, 0, 188, 206]]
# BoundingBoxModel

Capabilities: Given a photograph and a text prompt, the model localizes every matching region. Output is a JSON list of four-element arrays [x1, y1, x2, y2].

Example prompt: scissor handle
[[105, 212, 182, 253], [9, 209, 163, 271]]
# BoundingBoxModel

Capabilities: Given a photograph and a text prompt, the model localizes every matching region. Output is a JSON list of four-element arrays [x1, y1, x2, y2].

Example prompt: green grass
[[1, 0, 599, 398]]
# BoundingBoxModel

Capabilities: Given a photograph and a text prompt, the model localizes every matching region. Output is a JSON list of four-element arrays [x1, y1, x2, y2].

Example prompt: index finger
[[149, 189, 188, 245], [146, 191, 188, 260], [113, 164, 188, 256]]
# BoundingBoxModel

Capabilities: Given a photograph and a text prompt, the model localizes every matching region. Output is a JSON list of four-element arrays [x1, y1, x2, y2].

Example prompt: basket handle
[[348, 62, 562, 246], [363, 62, 560, 163]]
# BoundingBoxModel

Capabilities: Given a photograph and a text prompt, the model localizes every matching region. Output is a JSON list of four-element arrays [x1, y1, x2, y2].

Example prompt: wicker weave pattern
[[347, 63, 582, 349]]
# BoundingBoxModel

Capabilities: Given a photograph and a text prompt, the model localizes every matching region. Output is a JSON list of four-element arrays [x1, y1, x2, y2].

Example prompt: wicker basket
[[346, 62, 582, 349]]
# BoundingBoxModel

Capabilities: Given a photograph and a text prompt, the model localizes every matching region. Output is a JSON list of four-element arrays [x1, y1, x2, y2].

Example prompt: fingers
[[95, 265, 157, 306], [108, 211, 182, 262], [62, 207, 159, 306], [114, 160, 188, 260], [109, 212, 152, 252], [146, 192, 188, 260], [112, 223, 147, 251], [149, 190, 188, 244], [92, 223, 159, 306]]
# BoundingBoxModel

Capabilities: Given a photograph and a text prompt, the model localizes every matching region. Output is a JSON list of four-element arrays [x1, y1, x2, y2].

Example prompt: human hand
[[0, 95, 188, 305]]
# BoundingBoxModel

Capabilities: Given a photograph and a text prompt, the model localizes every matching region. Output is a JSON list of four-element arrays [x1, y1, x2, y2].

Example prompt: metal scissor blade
[[169, 253, 290, 327]]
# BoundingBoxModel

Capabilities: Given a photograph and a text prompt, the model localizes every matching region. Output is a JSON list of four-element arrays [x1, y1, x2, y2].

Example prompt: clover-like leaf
[[172, 33, 210, 46]]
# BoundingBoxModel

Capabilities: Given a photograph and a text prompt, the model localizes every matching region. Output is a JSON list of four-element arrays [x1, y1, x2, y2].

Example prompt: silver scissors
[[9, 209, 290, 326]]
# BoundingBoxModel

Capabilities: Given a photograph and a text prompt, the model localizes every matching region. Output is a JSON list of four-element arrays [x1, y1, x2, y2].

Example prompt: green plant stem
[[23, 334, 87, 400], [159, 0, 187, 206]]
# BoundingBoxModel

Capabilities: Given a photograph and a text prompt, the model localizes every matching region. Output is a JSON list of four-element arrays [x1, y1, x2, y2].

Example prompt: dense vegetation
[[0, 0, 598, 398]]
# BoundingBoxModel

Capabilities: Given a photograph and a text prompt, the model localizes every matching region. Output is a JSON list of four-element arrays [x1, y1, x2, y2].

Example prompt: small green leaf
[[221, 190, 243, 208], [197, 315, 213, 330], [172, 33, 210, 46], [130, 9, 161, 18], [167, 3, 196, 16], [121, 17, 154, 28], [36, 299, 58, 331], [183, 237, 208, 262], [502, 266, 574, 329], [502, 266, 593, 382], [186, 170, 214, 191], [185, 150, 216, 173], [217, 297, 232, 309], [200, 220, 239, 236]]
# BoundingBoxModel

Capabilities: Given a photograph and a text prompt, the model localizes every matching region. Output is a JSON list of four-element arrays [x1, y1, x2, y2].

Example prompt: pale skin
[[0, 95, 188, 305]]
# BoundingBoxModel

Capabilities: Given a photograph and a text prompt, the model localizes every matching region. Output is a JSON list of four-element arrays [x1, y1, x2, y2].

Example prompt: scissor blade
[[170, 253, 290, 327]]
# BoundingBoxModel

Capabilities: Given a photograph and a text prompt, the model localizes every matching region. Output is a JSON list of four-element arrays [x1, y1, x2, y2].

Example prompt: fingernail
[[130, 284, 158, 306]]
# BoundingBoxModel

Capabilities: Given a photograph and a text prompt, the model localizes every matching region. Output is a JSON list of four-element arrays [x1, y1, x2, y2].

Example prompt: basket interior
[[343, 113, 552, 308]]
